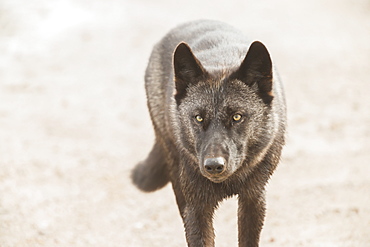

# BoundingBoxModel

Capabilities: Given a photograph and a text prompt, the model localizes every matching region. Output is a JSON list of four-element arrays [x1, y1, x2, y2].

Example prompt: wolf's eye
[[195, 115, 204, 123], [232, 114, 242, 122]]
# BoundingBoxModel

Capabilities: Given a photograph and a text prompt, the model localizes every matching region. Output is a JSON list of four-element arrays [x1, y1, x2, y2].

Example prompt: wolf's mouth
[[209, 177, 226, 183], [201, 170, 231, 183], [206, 175, 229, 183]]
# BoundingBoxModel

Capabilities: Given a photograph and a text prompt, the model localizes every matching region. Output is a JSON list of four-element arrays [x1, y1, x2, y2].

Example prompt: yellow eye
[[232, 114, 242, 122], [195, 115, 204, 122]]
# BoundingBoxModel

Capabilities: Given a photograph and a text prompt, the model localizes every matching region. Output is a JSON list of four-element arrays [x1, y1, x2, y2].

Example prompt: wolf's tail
[[131, 141, 170, 192]]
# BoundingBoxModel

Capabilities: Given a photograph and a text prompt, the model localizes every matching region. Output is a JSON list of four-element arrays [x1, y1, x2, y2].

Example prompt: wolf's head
[[173, 41, 276, 183]]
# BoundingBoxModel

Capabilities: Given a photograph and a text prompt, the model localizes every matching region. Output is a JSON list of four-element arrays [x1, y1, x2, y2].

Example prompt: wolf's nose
[[204, 157, 226, 174]]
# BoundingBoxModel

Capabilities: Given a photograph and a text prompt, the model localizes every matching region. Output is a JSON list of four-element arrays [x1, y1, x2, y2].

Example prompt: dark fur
[[132, 20, 286, 247]]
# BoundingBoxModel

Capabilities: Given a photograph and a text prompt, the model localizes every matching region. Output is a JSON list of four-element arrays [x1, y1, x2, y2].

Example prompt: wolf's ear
[[236, 41, 273, 104], [173, 42, 206, 104]]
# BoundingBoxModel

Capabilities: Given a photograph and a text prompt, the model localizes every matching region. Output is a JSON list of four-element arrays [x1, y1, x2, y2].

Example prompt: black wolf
[[132, 20, 286, 247]]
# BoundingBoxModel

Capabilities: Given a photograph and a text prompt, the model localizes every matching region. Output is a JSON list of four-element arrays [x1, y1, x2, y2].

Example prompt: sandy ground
[[0, 0, 369, 246]]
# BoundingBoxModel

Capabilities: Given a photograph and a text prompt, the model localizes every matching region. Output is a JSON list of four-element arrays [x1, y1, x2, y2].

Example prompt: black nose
[[204, 157, 226, 175]]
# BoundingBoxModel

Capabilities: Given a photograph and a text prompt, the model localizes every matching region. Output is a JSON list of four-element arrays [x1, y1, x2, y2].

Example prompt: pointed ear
[[236, 41, 273, 104], [173, 42, 206, 104]]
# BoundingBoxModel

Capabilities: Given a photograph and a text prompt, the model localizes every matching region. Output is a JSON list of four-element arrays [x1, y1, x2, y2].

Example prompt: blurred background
[[0, 0, 369, 246]]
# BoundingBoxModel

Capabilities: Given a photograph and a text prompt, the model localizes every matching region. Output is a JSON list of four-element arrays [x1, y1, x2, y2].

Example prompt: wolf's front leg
[[237, 191, 266, 247], [183, 203, 216, 247]]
